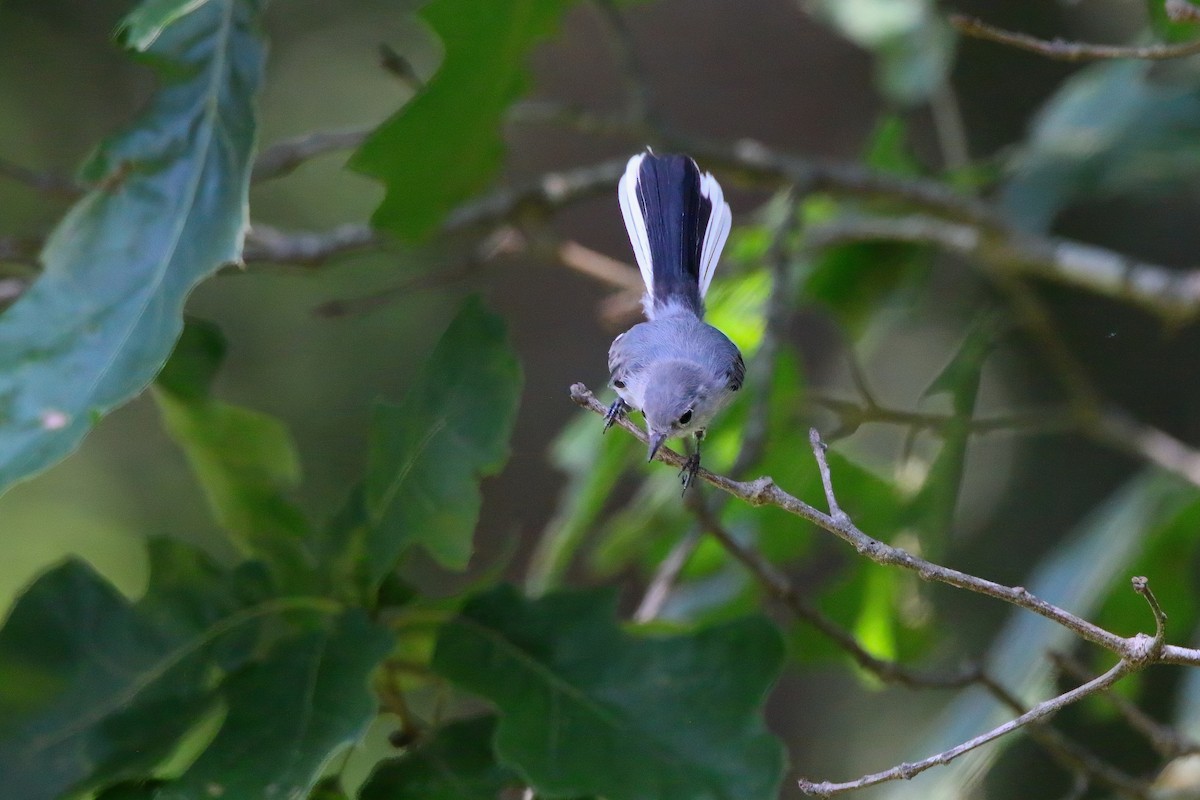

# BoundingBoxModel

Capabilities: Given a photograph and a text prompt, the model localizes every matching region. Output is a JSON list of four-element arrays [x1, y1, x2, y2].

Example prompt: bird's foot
[[679, 453, 701, 494], [604, 398, 630, 433]]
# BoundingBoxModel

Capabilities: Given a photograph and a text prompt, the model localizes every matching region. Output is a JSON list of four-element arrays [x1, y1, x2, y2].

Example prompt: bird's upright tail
[[618, 151, 731, 318]]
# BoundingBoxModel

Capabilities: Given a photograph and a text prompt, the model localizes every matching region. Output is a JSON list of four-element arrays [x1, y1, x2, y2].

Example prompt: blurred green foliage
[[2, 0, 1200, 799]]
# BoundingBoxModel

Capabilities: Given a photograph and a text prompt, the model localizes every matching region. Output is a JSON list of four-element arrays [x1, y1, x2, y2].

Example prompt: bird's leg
[[680, 430, 704, 493], [603, 398, 630, 432]]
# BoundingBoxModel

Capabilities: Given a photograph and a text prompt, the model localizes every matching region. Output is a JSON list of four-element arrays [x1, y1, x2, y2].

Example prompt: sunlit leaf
[[433, 585, 786, 800], [0, 0, 264, 493], [350, 0, 574, 240]]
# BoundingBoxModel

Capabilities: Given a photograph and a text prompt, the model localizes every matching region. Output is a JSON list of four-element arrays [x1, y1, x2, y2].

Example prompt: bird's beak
[[647, 432, 667, 462]]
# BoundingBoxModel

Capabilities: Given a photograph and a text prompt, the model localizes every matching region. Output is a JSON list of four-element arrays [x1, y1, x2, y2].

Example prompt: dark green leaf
[[308, 776, 351, 800], [350, 0, 573, 240], [154, 320, 312, 584], [802, 235, 931, 337], [119, 0, 213, 50], [96, 780, 166, 800], [0, 541, 346, 800], [360, 716, 519, 800], [904, 316, 996, 545], [1001, 59, 1200, 231], [359, 297, 521, 580], [0, 561, 214, 800], [432, 586, 786, 800], [0, 0, 264, 493], [155, 318, 225, 402], [153, 610, 393, 800]]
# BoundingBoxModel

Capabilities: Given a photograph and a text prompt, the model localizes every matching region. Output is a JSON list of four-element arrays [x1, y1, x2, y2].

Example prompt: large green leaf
[[359, 716, 519, 800], [0, 560, 217, 800], [119, 0, 214, 49], [154, 610, 392, 800], [349, 0, 573, 240], [0, 0, 265, 493], [359, 297, 521, 580], [0, 541, 344, 800], [154, 320, 313, 585], [432, 585, 786, 800]]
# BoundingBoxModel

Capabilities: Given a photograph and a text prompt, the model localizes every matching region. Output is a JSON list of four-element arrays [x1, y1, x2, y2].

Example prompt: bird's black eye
[[613, 379, 626, 389], [679, 410, 693, 425]]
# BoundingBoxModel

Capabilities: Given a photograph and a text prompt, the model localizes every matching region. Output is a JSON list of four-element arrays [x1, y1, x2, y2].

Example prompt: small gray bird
[[604, 151, 744, 491]]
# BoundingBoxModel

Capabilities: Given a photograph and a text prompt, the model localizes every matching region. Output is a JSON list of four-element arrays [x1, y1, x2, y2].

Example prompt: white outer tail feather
[[697, 171, 731, 299], [617, 151, 732, 302]]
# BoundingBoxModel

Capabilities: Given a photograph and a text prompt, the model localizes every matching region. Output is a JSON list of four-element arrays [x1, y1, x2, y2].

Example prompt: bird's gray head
[[643, 361, 723, 461]]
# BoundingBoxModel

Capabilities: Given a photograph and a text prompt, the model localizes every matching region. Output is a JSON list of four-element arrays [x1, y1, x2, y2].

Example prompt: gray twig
[[251, 128, 370, 182], [1052, 649, 1199, 760], [950, 14, 1200, 62], [0, 158, 80, 198], [798, 660, 1134, 795], [569, 382, 1200, 666], [243, 223, 381, 266], [633, 529, 702, 623], [591, 0, 656, 128], [803, 213, 1200, 324]]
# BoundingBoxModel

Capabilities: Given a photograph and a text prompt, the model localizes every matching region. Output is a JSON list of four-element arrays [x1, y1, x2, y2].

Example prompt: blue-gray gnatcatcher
[[604, 151, 744, 490]]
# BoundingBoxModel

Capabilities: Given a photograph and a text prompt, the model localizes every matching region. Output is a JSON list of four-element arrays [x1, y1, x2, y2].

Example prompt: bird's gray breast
[[608, 316, 741, 412]]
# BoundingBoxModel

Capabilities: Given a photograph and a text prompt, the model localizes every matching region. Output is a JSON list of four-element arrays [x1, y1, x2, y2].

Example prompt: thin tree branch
[[242, 223, 381, 266], [810, 394, 1075, 438], [929, 81, 971, 170], [977, 670, 1150, 800], [556, 239, 643, 290], [574, 381, 1200, 791], [799, 575, 1172, 796], [0, 158, 80, 198], [688, 496, 978, 689], [799, 659, 1134, 796], [568, 382, 1200, 666], [251, 128, 370, 182], [1167, 0, 1200, 23], [804, 213, 1200, 324], [591, 0, 657, 128], [1052, 649, 1199, 759], [950, 14, 1200, 62], [633, 529, 702, 622], [688, 476, 1152, 796]]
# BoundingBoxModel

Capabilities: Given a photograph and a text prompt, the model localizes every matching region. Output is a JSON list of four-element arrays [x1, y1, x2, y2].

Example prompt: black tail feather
[[636, 154, 712, 312]]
